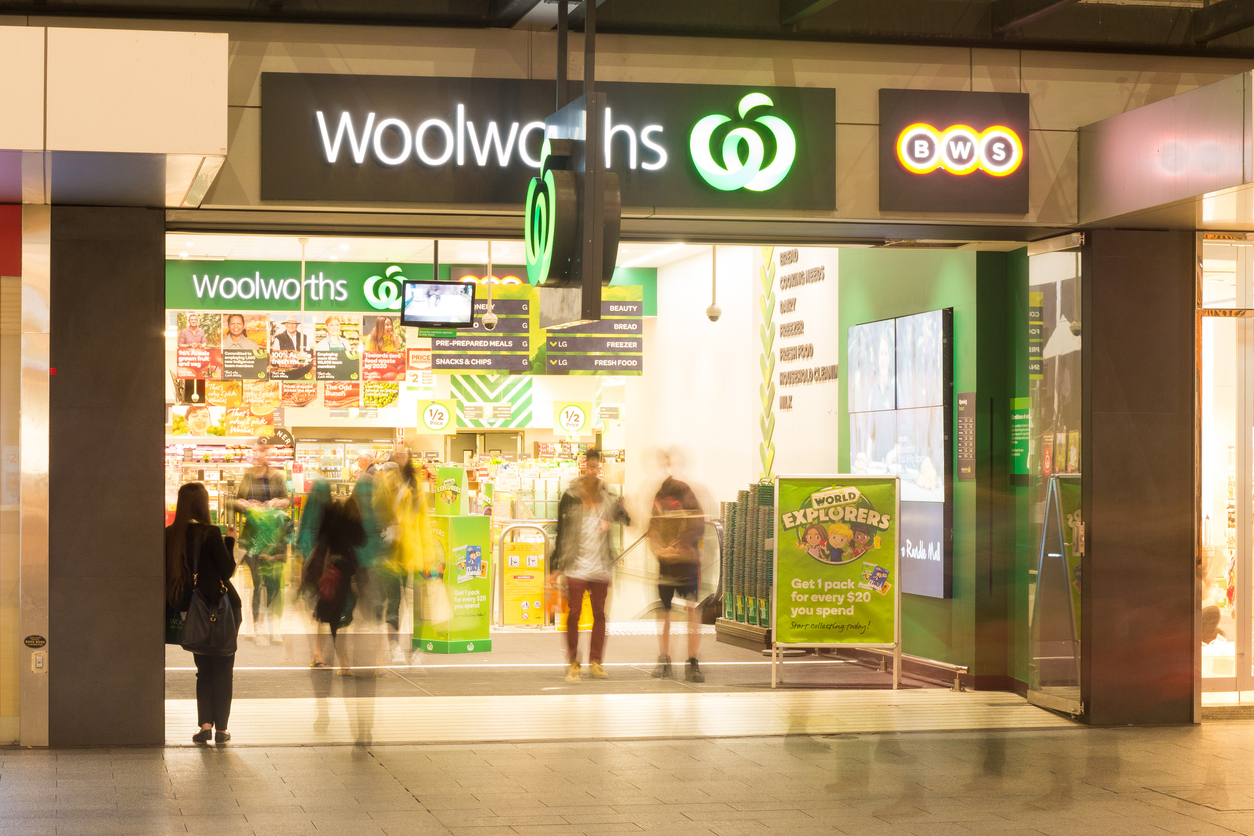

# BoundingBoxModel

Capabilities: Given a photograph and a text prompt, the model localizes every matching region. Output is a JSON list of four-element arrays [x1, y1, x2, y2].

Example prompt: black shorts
[[658, 562, 700, 610]]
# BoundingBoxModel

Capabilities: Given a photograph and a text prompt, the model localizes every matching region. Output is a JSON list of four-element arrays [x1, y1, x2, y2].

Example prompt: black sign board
[[878, 89, 1029, 214], [261, 73, 835, 211]]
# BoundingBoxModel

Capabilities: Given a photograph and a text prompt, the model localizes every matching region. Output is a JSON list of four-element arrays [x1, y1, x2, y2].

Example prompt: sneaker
[[685, 658, 705, 683], [566, 662, 582, 682], [390, 645, 407, 665], [589, 661, 609, 680], [652, 654, 672, 678]]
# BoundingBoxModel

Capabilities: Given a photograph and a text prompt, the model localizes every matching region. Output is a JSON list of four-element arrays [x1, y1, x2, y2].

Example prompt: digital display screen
[[896, 406, 945, 503], [847, 318, 896, 412], [895, 310, 946, 410], [848, 307, 953, 598], [401, 281, 476, 328]]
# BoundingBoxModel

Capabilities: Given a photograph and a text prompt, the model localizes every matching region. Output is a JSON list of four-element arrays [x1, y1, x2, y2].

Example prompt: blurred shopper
[[295, 479, 333, 666], [550, 449, 631, 682], [647, 450, 707, 682], [165, 482, 240, 744], [233, 439, 290, 645], [373, 456, 410, 664], [303, 495, 367, 670]]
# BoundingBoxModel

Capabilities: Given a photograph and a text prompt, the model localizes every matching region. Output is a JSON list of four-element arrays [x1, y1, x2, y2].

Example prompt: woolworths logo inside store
[[166, 261, 425, 312]]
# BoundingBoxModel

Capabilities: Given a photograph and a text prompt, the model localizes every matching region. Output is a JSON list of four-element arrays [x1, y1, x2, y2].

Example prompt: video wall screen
[[848, 308, 953, 598]]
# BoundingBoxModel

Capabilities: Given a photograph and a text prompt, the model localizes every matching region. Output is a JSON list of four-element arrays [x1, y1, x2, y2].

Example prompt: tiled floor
[[9, 724, 1254, 835], [166, 689, 1074, 746]]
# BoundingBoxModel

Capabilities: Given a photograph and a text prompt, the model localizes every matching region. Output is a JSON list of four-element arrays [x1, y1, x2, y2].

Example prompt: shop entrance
[[163, 233, 954, 744], [1200, 238, 1254, 698]]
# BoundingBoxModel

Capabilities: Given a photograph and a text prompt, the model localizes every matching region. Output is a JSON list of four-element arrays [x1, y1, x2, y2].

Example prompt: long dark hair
[[166, 482, 211, 607]]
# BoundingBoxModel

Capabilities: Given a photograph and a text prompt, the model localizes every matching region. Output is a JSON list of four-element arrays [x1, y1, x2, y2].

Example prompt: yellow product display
[[557, 587, 596, 631], [503, 541, 547, 626]]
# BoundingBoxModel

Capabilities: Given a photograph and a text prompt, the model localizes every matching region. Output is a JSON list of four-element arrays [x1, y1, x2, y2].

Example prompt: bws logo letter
[[896, 123, 1022, 177]]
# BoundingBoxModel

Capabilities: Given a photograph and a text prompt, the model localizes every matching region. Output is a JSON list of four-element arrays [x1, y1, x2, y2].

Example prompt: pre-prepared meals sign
[[774, 476, 899, 646]]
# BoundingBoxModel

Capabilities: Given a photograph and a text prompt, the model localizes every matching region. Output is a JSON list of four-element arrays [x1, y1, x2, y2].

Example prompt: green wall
[[839, 248, 1026, 686]]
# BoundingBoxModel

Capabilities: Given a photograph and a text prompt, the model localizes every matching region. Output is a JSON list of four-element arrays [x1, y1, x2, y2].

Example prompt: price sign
[[554, 402, 592, 438], [418, 399, 458, 434]]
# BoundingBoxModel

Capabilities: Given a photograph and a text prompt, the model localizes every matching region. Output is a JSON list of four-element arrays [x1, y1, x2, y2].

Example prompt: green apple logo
[[364, 265, 404, 311], [689, 93, 796, 192]]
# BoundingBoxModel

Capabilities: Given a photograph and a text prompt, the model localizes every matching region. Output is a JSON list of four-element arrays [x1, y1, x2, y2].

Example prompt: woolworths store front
[[0, 19, 1220, 746]]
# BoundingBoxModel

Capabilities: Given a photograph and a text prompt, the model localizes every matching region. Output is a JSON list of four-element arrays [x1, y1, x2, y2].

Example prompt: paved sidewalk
[[4, 724, 1254, 835]]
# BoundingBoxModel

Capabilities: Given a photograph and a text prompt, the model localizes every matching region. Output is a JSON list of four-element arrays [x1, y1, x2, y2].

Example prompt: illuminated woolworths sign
[[261, 73, 835, 211]]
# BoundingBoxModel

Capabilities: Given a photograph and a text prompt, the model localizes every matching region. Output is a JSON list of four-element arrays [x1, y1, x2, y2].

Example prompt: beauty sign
[[773, 476, 900, 650], [553, 402, 592, 438], [417, 399, 458, 435]]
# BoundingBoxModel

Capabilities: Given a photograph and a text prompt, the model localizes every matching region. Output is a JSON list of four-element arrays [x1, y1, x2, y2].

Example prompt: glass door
[[1200, 240, 1254, 695]]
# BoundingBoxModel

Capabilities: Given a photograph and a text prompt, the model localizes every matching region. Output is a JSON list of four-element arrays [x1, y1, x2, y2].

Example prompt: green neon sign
[[364, 265, 405, 310], [524, 138, 577, 287], [689, 93, 796, 192]]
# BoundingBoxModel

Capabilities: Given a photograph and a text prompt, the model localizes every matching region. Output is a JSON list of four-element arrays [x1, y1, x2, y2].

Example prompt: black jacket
[[168, 522, 240, 613]]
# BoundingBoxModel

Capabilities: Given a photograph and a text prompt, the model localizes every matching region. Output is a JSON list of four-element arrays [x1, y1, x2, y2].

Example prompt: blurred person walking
[[647, 451, 707, 682], [295, 479, 332, 666], [302, 494, 367, 671], [550, 449, 631, 682], [233, 439, 290, 645], [165, 482, 240, 744]]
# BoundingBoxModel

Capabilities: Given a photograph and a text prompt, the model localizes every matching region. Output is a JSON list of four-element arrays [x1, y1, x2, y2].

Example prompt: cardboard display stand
[[770, 475, 902, 688]]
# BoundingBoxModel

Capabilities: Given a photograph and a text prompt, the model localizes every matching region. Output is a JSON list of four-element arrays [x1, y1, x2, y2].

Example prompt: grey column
[[48, 207, 164, 745], [1081, 229, 1196, 726]]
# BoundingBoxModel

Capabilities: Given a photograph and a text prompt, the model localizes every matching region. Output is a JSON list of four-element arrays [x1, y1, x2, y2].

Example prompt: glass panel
[[1027, 251, 1083, 709], [1202, 242, 1240, 308], [1201, 317, 1239, 680]]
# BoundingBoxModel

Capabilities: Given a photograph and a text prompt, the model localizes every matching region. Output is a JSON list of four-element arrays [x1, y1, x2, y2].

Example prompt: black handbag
[[180, 528, 239, 657]]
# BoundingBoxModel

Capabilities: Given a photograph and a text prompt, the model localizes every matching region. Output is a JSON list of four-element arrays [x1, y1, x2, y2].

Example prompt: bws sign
[[879, 89, 1029, 214], [261, 73, 835, 211]]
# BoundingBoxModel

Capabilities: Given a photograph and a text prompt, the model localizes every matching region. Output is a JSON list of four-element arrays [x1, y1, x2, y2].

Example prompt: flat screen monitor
[[847, 318, 896, 412], [401, 280, 476, 328], [896, 310, 946, 410]]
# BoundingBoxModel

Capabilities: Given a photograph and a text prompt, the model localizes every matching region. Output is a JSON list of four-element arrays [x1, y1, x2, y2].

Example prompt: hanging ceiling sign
[[260, 73, 835, 211], [878, 89, 1029, 215]]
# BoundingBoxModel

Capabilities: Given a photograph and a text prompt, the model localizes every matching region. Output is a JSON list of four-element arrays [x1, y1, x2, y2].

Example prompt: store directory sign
[[261, 73, 835, 211], [878, 88, 1029, 214]]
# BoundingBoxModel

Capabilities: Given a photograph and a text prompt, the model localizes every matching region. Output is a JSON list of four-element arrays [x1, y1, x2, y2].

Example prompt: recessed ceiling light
[[185, 241, 194, 247], [330, 256, 339, 261], [341, 244, 349, 250], [180, 253, 188, 259]]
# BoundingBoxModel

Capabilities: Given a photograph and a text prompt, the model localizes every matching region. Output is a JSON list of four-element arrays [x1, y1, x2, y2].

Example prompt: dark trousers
[[193, 653, 235, 730], [566, 578, 609, 664]]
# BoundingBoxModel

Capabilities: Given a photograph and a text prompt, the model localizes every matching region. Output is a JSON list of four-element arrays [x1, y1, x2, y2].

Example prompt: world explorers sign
[[261, 73, 836, 211]]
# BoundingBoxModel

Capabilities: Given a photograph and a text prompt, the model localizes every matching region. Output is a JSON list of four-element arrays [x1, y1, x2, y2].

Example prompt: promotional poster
[[774, 476, 899, 647]]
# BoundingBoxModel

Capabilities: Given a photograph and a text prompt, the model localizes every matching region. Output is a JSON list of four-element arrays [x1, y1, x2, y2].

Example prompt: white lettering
[[373, 118, 413, 166], [219, 277, 238, 299], [334, 280, 349, 302], [466, 120, 519, 167], [518, 121, 546, 168], [913, 138, 929, 158], [415, 118, 455, 166], [456, 103, 466, 166], [990, 142, 1006, 162], [640, 125, 667, 171], [192, 274, 220, 298], [238, 276, 256, 299], [604, 108, 637, 169], [282, 278, 301, 300], [947, 139, 972, 159], [315, 110, 375, 164]]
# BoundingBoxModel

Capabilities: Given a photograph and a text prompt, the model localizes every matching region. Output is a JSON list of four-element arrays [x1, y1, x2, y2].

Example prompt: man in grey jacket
[[550, 449, 631, 682]]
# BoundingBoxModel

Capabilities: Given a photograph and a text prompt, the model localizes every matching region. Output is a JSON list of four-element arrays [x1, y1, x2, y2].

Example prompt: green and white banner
[[773, 476, 899, 648]]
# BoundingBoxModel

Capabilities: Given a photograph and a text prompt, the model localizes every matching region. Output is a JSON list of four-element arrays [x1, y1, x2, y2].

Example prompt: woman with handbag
[[165, 482, 241, 744]]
